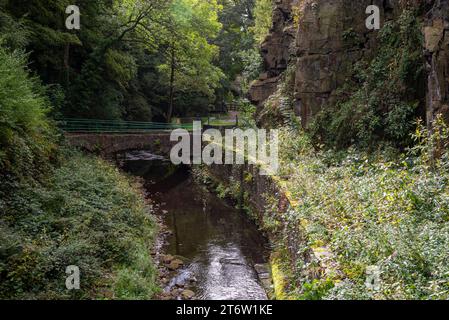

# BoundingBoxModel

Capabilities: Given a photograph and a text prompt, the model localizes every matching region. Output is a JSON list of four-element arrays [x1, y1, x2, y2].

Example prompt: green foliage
[[0, 45, 57, 182], [300, 279, 335, 300], [237, 98, 257, 128], [215, 177, 242, 202], [251, 0, 272, 44], [0, 7, 30, 49], [215, 0, 258, 101], [408, 115, 449, 172], [0, 45, 157, 299], [276, 117, 449, 299], [0, 0, 232, 121], [113, 241, 158, 299], [238, 48, 263, 93], [0, 152, 159, 299], [311, 9, 425, 149], [105, 49, 138, 89], [124, 93, 152, 122], [156, 0, 225, 119]]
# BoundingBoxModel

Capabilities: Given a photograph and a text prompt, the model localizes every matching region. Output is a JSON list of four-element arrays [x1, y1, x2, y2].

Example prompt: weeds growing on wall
[[257, 63, 301, 129]]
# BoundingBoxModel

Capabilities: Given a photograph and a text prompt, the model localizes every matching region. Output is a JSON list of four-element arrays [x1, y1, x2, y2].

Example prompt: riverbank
[[0, 46, 160, 299], [0, 150, 159, 299], [274, 126, 449, 300]]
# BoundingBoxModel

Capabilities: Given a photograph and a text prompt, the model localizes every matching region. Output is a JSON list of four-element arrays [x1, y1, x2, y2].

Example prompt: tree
[[155, 0, 224, 122], [215, 0, 259, 101], [251, 0, 272, 44], [0, 0, 226, 122]]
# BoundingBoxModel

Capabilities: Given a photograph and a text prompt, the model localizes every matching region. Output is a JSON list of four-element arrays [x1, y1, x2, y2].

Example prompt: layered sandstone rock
[[251, 0, 448, 128], [294, 0, 398, 126], [249, 0, 296, 106], [424, 0, 449, 125], [250, 0, 397, 125]]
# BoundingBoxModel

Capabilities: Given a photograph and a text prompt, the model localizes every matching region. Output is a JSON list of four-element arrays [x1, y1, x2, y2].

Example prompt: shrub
[[0, 152, 159, 299], [0, 42, 158, 300], [0, 44, 58, 183]]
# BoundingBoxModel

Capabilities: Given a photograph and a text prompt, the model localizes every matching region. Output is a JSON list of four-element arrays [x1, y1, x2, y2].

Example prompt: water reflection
[[120, 150, 269, 300]]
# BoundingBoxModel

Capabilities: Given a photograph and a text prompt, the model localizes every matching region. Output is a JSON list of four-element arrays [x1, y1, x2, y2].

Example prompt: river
[[119, 150, 270, 300]]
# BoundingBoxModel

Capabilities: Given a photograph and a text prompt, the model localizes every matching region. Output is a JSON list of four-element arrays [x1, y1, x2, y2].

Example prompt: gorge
[[2, 0, 449, 301]]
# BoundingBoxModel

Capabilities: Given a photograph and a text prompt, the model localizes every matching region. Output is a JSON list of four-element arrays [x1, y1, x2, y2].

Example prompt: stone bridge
[[65, 132, 189, 158]]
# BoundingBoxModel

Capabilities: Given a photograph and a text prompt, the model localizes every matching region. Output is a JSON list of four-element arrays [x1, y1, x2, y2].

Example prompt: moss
[[270, 252, 296, 300]]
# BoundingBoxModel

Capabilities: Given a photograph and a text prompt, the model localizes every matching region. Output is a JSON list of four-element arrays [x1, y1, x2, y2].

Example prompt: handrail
[[57, 118, 194, 133], [57, 116, 238, 133]]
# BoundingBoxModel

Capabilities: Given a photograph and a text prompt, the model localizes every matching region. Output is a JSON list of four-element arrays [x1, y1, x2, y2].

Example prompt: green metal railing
[[57, 118, 194, 133]]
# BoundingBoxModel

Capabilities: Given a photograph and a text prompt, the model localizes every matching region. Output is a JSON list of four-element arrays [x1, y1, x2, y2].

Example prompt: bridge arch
[[65, 132, 186, 158]]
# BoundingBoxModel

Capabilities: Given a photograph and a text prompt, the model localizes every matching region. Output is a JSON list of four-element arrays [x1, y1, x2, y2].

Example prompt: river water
[[120, 150, 269, 300]]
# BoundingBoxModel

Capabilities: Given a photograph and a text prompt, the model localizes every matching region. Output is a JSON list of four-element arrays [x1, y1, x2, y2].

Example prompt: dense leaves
[[0, 45, 57, 185], [0, 0, 241, 121], [276, 119, 449, 299], [251, 0, 272, 44]]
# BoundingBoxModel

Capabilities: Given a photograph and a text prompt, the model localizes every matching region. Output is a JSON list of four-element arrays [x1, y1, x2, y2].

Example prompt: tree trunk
[[167, 45, 176, 123]]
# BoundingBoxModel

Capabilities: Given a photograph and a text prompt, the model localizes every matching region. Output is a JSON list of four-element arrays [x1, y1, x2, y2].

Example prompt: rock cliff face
[[251, 0, 449, 128], [249, 0, 296, 106], [294, 0, 392, 126], [424, 0, 449, 125]]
